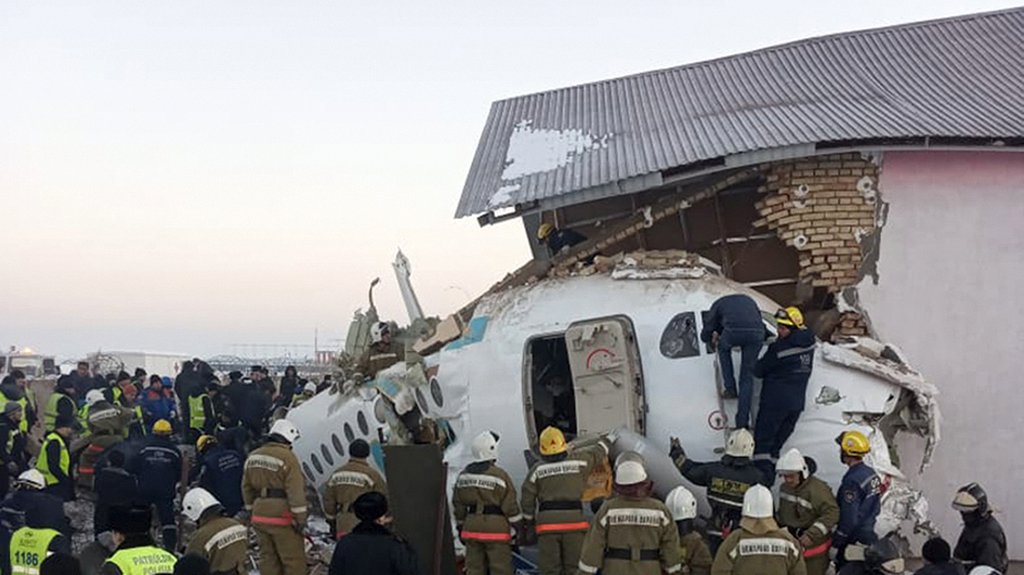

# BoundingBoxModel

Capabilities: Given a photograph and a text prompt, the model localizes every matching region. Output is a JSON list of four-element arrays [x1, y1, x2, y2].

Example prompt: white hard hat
[[776, 448, 808, 479], [182, 487, 221, 523], [742, 484, 774, 519], [665, 486, 698, 521], [471, 430, 500, 462], [725, 428, 755, 458], [303, 382, 317, 395], [968, 567, 1001, 575], [370, 322, 390, 344], [614, 460, 648, 486], [614, 450, 644, 470], [85, 389, 105, 407], [270, 419, 301, 444], [16, 469, 46, 490]]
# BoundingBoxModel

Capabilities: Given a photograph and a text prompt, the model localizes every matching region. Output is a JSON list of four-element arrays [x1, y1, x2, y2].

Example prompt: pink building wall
[[860, 150, 1024, 558]]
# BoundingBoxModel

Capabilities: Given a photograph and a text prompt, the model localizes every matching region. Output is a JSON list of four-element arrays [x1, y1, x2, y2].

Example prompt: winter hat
[[54, 414, 76, 430], [353, 491, 388, 522], [4, 402, 23, 416], [350, 439, 370, 459], [922, 538, 952, 563], [39, 554, 81, 575], [149, 375, 163, 386], [109, 506, 153, 535], [173, 554, 210, 575]]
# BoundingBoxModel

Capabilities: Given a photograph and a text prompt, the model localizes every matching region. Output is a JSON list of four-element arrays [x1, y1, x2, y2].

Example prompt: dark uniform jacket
[[192, 446, 245, 516], [833, 462, 880, 549], [914, 562, 966, 575], [132, 435, 182, 502], [754, 329, 816, 411], [0, 416, 27, 475], [95, 465, 141, 509], [677, 455, 764, 536], [0, 489, 69, 534], [521, 440, 608, 533], [546, 228, 586, 255], [578, 495, 682, 575], [40, 434, 73, 501], [954, 513, 1008, 574], [452, 461, 521, 542], [329, 521, 419, 575], [700, 295, 764, 343]]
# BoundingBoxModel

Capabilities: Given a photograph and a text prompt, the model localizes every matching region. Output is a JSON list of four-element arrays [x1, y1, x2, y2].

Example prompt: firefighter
[[181, 487, 249, 575], [100, 505, 177, 575], [132, 419, 182, 552], [36, 415, 75, 502], [670, 428, 763, 552], [951, 483, 1008, 574], [665, 486, 712, 575], [775, 449, 838, 575], [187, 382, 215, 444], [290, 382, 317, 409], [323, 439, 387, 539], [752, 307, 815, 481], [520, 426, 611, 575], [536, 222, 587, 257], [77, 390, 129, 492], [43, 378, 77, 435], [711, 485, 805, 575], [215, 411, 250, 457], [833, 431, 881, 565], [452, 431, 522, 575], [836, 535, 906, 575], [8, 522, 71, 575], [0, 403, 27, 499], [578, 460, 681, 575], [241, 419, 307, 575], [191, 435, 245, 517], [356, 322, 405, 379]]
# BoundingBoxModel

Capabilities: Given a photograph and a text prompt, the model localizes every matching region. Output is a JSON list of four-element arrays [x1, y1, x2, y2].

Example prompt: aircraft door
[[565, 316, 645, 436]]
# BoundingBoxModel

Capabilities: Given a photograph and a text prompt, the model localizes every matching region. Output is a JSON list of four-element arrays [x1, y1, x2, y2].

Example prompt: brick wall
[[754, 153, 880, 336]]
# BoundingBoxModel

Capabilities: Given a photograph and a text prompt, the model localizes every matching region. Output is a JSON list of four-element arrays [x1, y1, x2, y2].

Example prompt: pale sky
[[1, 0, 1015, 360]]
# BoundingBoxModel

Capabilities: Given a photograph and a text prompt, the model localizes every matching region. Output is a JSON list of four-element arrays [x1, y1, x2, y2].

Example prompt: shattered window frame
[[659, 312, 702, 359]]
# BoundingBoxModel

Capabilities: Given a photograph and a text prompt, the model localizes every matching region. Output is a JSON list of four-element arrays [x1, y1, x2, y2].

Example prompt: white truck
[[88, 351, 192, 378], [0, 348, 59, 379]]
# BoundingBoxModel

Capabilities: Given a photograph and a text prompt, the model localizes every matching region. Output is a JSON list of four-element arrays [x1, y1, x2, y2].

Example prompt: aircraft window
[[660, 312, 701, 359], [430, 378, 444, 407], [331, 434, 345, 458], [415, 388, 429, 414], [357, 412, 369, 435], [320, 444, 335, 467], [310, 454, 324, 475], [344, 422, 355, 443], [302, 462, 316, 483], [373, 398, 388, 423]]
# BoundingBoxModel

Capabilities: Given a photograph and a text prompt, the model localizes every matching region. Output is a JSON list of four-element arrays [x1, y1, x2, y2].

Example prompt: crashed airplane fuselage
[[289, 255, 937, 535]]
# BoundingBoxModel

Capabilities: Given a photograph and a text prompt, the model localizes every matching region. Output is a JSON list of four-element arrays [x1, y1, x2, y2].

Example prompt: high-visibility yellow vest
[[188, 394, 208, 431], [104, 545, 177, 575], [36, 433, 69, 486], [42, 394, 69, 434], [14, 396, 29, 433], [78, 404, 92, 440], [9, 527, 61, 575]]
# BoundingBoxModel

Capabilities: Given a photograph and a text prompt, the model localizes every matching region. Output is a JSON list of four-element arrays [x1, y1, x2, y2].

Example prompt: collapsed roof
[[456, 8, 1024, 219]]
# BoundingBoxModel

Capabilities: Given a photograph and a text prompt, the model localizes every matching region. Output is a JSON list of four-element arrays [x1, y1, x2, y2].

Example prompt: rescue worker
[[833, 431, 881, 565], [43, 378, 77, 435], [241, 419, 307, 575], [0, 403, 27, 499], [36, 415, 75, 502], [1, 372, 37, 435], [290, 382, 316, 409], [190, 435, 244, 517], [214, 412, 249, 457], [356, 322, 405, 380], [951, 483, 1008, 574], [916, 538, 965, 575], [520, 426, 611, 575], [665, 486, 712, 575], [578, 460, 681, 575], [94, 450, 140, 539], [328, 491, 418, 575], [752, 307, 815, 480], [139, 377, 176, 433], [77, 390, 129, 492], [8, 521, 71, 575], [670, 428, 763, 552], [0, 470, 69, 575], [452, 430, 522, 575], [323, 439, 387, 539], [181, 488, 249, 575], [102, 372, 131, 408], [711, 485, 806, 575], [536, 222, 587, 257], [775, 449, 838, 575], [700, 294, 765, 429], [100, 505, 177, 575], [187, 382, 215, 443], [132, 419, 182, 552], [836, 535, 905, 575]]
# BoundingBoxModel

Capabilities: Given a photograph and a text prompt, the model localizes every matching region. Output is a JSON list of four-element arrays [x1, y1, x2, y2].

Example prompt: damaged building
[[455, 8, 1024, 556]]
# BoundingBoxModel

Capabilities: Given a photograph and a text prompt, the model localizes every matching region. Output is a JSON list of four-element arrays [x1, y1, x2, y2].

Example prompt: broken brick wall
[[754, 153, 881, 337]]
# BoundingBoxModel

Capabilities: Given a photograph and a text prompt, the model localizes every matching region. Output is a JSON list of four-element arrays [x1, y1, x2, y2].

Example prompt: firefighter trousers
[[464, 540, 513, 575], [538, 531, 585, 575], [805, 553, 829, 575], [254, 522, 307, 575]]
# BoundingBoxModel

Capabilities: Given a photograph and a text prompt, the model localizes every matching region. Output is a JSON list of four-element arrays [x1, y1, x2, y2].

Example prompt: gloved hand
[[669, 436, 687, 465], [6, 462, 18, 475], [799, 534, 814, 549], [606, 427, 622, 444]]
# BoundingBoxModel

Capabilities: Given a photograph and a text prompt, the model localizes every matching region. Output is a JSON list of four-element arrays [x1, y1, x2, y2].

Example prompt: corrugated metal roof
[[456, 8, 1024, 218]]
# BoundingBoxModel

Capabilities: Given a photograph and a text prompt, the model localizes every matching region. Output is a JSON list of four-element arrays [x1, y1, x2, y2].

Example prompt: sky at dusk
[[2, 0, 1016, 361]]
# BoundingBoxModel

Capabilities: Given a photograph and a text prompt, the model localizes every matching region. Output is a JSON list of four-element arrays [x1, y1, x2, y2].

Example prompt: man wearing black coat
[[952, 483, 1008, 574], [914, 538, 965, 575], [329, 491, 418, 575]]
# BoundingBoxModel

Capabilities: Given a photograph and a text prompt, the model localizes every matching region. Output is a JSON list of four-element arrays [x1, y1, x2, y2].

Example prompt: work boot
[[720, 389, 738, 400]]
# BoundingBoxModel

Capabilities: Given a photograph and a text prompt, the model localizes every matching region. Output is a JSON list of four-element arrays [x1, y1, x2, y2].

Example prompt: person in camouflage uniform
[[775, 449, 838, 575], [712, 485, 806, 575], [453, 431, 522, 575], [665, 486, 713, 575]]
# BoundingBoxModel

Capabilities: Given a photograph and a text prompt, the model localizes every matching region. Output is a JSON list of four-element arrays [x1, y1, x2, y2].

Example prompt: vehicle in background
[[0, 347, 59, 379], [87, 350, 191, 378]]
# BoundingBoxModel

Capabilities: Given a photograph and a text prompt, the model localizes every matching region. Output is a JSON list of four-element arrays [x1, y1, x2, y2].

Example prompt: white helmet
[[742, 484, 774, 519], [182, 487, 221, 523], [303, 382, 317, 395], [16, 469, 46, 490], [370, 322, 390, 344], [776, 448, 808, 479], [614, 461, 648, 486], [85, 389, 105, 407], [725, 428, 755, 458], [614, 450, 644, 470], [665, 486, 698, 521], [471, 431, 500, 462], [968, 567, 1001, 575], [270, 419, 301, 444]]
